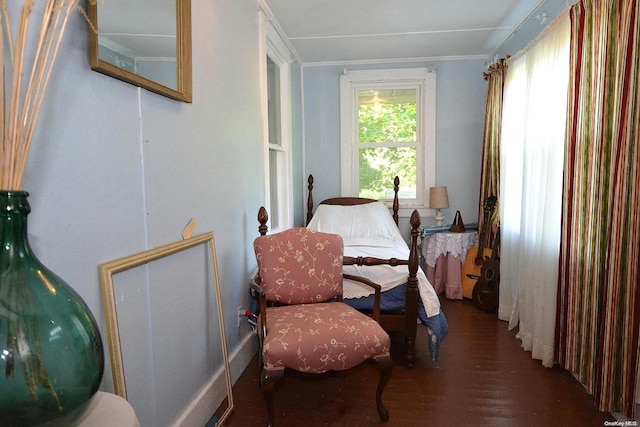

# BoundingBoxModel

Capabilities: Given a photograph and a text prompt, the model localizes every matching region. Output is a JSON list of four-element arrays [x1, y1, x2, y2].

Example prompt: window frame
[[340, 67, 436, 218], [259, 13, 293, 232]]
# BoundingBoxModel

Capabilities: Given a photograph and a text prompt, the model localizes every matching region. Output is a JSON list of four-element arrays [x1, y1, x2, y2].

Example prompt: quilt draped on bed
[[307, 202, 448, 360]]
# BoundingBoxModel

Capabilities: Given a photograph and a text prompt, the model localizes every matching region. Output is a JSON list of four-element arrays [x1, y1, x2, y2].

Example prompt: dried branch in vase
[[0, 0, 85, 190]]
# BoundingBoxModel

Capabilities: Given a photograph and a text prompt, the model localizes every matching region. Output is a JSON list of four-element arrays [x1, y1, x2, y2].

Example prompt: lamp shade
[[429, 186, 449, 209]]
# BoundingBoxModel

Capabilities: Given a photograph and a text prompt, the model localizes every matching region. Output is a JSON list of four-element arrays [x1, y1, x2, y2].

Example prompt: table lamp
[[429, 186, 449, 225]]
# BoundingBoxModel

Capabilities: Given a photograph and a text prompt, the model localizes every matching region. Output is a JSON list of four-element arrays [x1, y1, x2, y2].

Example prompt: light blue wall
[[8, 0, 299, 425], [493, 0, 573, 59], [8, 0, 571, 423], [300, 0, 577, 237], [302, 59, 488, 233]]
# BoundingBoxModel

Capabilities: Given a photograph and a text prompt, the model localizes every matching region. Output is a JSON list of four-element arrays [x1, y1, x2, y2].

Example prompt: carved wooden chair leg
[[260, 368, 284, 427], [374, 354, 393, 421]]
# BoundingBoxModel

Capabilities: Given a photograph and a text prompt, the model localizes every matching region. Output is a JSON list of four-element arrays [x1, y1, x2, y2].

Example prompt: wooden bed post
[[392, 176, 400, 226], [306, 174, 314, 226], [404, 209, 421, 368], [258, 206, 269, 236]]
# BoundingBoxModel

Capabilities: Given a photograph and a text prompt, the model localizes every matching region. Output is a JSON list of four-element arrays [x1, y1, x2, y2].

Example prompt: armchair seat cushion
[[263, 301, 390, 373]]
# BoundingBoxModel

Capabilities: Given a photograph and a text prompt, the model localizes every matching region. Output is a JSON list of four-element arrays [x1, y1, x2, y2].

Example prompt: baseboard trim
[[172, 332, 258, 427]]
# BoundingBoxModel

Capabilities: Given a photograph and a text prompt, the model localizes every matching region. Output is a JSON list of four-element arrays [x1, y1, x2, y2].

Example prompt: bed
[[304, 175, 447, 366], [256, 175, 447, 366]]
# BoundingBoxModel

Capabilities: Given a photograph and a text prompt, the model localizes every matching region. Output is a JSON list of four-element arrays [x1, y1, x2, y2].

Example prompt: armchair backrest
[[253, 228, 344, 304]]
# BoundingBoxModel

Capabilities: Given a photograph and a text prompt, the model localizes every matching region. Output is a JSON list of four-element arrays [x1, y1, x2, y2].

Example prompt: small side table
[[41, 392, 140, 427], [421, 230, 478, 300]]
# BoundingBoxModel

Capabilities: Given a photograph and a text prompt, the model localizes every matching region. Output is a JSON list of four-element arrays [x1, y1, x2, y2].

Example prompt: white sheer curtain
[[499, 14, 570, 367]]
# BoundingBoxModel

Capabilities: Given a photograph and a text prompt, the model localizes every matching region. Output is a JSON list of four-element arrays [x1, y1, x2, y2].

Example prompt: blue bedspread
[[344, 283, 448, 361]]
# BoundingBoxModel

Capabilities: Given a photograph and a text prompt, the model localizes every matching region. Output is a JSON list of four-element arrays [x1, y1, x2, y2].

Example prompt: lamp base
[[434, 209, 445, 225]]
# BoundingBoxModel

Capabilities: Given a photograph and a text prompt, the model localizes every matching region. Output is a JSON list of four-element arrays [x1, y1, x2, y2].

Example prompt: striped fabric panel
[[478, 59, 506, 238], [557, 0, 640, 418]]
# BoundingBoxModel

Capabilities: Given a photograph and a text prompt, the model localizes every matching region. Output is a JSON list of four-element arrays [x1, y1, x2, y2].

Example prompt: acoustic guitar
[[472, 227, 500, 312], [461, 196, 496, 299]]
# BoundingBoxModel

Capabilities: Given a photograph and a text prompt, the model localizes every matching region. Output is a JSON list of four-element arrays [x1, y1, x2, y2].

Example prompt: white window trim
[[259, 13, 293, 232], [339, 67, 436, 218]]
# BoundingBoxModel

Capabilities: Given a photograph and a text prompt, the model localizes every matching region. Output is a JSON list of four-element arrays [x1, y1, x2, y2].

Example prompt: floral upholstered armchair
[[252, 225, 393, 426]]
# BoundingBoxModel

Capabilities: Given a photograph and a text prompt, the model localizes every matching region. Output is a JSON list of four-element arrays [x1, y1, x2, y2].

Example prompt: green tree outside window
[[358, 96, 417, 199]]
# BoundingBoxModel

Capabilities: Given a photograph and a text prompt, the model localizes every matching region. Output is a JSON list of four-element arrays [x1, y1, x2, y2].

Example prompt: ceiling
[[96, 0, 176, 58], [260, 0, 551, 65]]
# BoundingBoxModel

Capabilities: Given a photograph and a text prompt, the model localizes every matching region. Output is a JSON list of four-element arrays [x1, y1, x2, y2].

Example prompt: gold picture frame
[[98, 232, 233, 425], [88, 0, 193, 103]]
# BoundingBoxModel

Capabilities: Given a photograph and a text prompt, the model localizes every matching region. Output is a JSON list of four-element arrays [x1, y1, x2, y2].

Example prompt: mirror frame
[[88, 0, 193, 103], [98, 232, 233, 424]]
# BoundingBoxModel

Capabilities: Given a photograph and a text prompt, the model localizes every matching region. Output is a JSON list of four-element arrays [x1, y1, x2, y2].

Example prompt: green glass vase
[[0, 191, 104, 426]]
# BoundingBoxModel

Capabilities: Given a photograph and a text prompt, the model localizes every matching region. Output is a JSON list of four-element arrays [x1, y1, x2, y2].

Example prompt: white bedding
[[307, 202, 441, 318]]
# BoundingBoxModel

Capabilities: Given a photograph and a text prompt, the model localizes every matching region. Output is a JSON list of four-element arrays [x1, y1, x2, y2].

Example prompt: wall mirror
[[88, 0, 192, 103]]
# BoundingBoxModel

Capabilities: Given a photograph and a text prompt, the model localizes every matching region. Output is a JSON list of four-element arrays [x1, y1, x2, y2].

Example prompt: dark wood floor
[[222, 298, 614, 426]]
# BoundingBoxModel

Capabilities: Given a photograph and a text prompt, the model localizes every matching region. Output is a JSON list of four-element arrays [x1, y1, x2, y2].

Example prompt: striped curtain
[[478, 59, 507, 240], [556, 0, 640, 418]]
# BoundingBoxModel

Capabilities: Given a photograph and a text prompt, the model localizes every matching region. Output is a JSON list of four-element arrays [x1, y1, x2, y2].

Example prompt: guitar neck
[[476, 211, 492, 255], [478, 196, 497, 250]]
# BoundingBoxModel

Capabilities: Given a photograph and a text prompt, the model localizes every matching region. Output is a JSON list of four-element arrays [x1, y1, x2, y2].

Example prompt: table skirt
[[424, 253, 463, 300]]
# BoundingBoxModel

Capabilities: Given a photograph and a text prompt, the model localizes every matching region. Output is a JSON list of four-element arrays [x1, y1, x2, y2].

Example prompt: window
[[340, 68, 436, 216], [260, 15, 293, 232]]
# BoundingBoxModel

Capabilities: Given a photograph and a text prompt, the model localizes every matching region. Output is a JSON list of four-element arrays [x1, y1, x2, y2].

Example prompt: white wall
[[9, 0, 291, 425], [302, 59, 488, 232]]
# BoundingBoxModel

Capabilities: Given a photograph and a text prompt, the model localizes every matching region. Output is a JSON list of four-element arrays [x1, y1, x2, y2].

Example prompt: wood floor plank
[[222, 298, 614, 426]]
